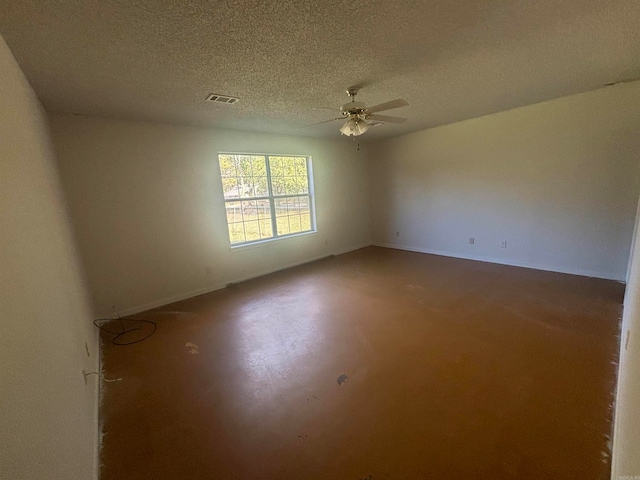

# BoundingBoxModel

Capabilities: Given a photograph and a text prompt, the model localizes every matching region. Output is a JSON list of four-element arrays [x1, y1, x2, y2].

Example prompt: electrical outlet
[[395, 231, 400, 238], [205, 266, 213, 275], [469, 237, 475, 245], [501, 240, 507, 248]]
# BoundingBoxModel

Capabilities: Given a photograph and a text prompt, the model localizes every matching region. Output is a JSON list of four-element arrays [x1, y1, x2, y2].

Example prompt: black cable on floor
[[93, 317, 157, 346]]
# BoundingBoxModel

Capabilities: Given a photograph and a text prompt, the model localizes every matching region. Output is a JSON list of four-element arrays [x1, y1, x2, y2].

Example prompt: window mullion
[[233, 195, 270, 202], [272, 194, 310, 199], [306, 157, 316, 231], [265, 155, 278, 238]]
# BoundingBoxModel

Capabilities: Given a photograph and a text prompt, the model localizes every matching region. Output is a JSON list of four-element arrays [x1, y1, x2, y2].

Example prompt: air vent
[[206, 93, 240, 104]]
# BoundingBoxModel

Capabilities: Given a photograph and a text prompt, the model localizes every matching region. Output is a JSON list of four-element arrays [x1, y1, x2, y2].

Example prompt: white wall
[[0, 37, 98, 479], [50, 115, 371, 318], [613, 195, 640, 477], [370, 82, 640, 280]]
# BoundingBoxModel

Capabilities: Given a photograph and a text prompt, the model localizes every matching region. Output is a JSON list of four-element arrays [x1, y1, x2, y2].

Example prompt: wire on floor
[[83, 370, 122, 383], [93, 317, 157, 346]]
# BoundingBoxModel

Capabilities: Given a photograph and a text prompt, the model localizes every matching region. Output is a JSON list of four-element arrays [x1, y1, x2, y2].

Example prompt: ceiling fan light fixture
[[340, 117, 370, 136], [301, 88, 408, 135]]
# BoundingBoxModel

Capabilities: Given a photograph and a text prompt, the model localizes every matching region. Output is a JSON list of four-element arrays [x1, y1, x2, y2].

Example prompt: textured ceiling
[[1, 0, 639, 139]]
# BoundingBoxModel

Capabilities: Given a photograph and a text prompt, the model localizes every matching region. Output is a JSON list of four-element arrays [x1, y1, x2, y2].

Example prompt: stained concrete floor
[[100, 247, 624, 479]]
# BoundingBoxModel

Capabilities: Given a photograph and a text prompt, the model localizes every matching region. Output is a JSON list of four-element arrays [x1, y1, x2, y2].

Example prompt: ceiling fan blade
[[367, 114, 407, 124], [312, 107, 340, 112], [297, 117, 344, 129], [367, 98, 409, 114]]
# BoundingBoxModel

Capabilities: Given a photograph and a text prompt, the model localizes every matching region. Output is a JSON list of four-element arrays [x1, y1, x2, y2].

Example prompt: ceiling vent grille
[[206, 93, 240, 104]]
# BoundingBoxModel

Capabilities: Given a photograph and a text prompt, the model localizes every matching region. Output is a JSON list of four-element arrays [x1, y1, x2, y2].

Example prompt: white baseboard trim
[[102, 242, 373, 319], [374, 243, 625, 282], [111, 283, 227, 318]]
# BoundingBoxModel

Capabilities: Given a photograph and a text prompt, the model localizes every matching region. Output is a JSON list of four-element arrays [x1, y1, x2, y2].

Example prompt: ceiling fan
[[302, 88, 409, 136]]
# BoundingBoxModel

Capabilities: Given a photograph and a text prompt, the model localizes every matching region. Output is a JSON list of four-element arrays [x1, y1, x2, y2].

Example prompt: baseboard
[[374, 243, 625, 282], [102, 242, 373, 319], [110, 283, 227, 318], [224, 241, 373, 287], [332, 241, 373, 257]]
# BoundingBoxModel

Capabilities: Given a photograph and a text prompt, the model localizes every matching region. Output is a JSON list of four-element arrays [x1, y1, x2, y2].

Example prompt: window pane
[[240, 200, 260, 221], [288, 196, 300, 211], [274, 197, 290, 217], [298, 196, 310, 213], [270, 157, 309, 196], [294, 176, 308, 194], [294, 157, 307, 177], [254, 199, 271, 219], [239, 178, 258, 198], [238, 155, 253, 178], [282, 157, 297, 176], [230, 155, 266, 198], [283, 177, 297, 195], [272, 176, 286, 196], [222, 177, 239, 199], [244, 220, 260, 242], [259, 219, 273, 239], [219, 154, 237, 177], [228, 222, 245, 244], [252, 158, 267, 176], [269, 156, 283, 177], [300, 213, 311, 231], [276, 216, 290, 235], [233, 178, 249, 198], [289, 214, 303, 234], [235, 177, 262, 198], [226, 201, 243, 223], [274, 156, 309, 195], [254, 176, 269, 197]]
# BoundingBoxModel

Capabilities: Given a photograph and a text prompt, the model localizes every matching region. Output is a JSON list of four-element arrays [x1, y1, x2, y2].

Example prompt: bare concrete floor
[[100, 247, 623, 479]]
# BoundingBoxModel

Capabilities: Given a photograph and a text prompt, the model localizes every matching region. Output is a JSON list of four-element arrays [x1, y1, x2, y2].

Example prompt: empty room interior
[[2, 1, 640, 479]]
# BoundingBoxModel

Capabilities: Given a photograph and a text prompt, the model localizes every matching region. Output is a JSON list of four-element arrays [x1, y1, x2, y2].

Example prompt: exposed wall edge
[[93, 325, 101, 480]]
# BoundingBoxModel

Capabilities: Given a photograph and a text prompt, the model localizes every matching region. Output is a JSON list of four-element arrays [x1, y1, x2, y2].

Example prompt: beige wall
[[369, 82, 640, 280], [51, 115, 371, 318], [612, 197, 640, 478], [0, 37, 98, 479]]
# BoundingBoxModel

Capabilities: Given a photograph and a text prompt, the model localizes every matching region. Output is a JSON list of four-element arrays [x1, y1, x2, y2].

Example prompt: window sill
[[229, 230, 318, 252]]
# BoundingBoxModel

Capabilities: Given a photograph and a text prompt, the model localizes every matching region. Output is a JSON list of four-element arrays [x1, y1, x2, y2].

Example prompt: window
[[218, 153, 315, 246]]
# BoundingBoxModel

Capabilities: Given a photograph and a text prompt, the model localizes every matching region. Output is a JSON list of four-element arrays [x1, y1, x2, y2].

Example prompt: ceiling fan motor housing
[[300, 88, 407, 134], [340, 101, 366, 114]]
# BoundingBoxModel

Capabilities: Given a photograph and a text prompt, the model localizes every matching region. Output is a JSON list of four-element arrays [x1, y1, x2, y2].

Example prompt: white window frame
[[218, 152, 317, 248]]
